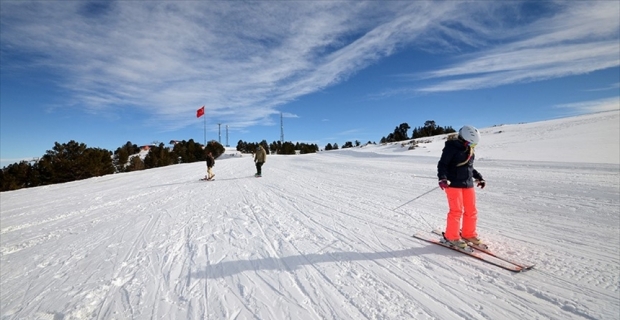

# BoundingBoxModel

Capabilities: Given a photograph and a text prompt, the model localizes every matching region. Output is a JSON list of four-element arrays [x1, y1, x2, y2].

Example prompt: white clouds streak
[[2, 1, 424, 130], [417, 2, 620, 93], [2, 1, 617, 131], [555, 97, 620, 115]]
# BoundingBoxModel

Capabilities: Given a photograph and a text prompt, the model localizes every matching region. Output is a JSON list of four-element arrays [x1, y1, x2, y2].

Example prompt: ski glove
[[476, 179, 486, 189], [438, 179, 449, 190]]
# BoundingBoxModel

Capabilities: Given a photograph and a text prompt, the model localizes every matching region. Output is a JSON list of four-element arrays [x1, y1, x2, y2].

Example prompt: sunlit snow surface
[[2, 111, 618, 319]]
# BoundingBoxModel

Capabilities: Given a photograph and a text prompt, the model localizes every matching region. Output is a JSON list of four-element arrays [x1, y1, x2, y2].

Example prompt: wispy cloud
[[585, 83, 620, 92], [554, 97, 620, 115], [415, 2, 620, 93], [282, 113, 299, 119], [2, 1, 617, 133], [1, 1, 425, 130]]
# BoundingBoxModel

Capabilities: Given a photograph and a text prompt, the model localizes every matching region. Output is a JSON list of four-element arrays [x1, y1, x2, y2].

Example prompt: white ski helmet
[[458, 125, 480, 146]]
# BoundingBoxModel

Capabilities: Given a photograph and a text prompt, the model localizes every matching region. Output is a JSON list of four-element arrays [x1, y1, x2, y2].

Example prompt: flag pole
[[197, 106, 206, 147]]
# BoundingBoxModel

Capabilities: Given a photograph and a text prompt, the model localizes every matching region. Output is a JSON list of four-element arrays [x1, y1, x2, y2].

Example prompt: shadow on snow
[[191, 246, 443, 279]]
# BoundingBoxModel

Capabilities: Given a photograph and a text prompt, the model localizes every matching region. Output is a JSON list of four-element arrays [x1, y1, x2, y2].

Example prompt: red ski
[[412, 233, 530, 273], [431, 229, 535, 271]]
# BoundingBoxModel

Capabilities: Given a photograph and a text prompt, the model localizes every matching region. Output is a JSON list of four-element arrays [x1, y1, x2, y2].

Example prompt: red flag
[[196, 106, 205, 118]]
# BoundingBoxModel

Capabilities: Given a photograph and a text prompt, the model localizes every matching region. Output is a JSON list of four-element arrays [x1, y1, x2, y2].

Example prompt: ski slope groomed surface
[[2, 110, 619, 319]]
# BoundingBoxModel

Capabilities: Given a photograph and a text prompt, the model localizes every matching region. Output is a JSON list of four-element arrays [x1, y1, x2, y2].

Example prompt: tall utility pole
[[280, 112, 284, 144], [218, 123, 221, 144], [226, 125, 229, 147]]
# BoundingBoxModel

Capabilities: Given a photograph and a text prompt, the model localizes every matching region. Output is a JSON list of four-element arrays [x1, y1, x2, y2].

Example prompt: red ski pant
[[444, 187, 478, 241]]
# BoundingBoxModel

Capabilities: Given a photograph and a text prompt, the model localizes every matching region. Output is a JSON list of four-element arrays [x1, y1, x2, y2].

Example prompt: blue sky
[[1, 1, 619, 167]]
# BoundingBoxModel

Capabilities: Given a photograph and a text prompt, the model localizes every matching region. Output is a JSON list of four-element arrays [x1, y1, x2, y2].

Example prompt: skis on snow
[[412, 231, 534, 273], [431, 229, 534, 271]]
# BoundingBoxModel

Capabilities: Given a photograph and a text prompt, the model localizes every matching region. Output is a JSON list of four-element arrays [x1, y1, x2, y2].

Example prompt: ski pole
[[392, 186, 438, 211], [391, 186, 440, 232]]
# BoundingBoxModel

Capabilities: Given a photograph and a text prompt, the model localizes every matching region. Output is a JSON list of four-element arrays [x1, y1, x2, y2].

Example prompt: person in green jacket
[[254, 145, 267, 177]]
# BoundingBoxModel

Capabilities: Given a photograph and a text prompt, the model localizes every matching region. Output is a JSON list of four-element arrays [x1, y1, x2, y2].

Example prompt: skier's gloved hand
[[438, 179, 449, 190], [476, 179, 486, 189]]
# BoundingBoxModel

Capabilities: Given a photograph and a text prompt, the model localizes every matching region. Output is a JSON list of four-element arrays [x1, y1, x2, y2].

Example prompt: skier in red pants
[[437, 125, 486, 250]]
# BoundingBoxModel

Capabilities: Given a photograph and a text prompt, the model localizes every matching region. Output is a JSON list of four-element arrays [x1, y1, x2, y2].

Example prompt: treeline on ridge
[[0, 139, 225, 192], [1, 119, 455, 192], [235, 140, 319, 155], [323, 120, 455, 149], [380, 120, 456, 143]]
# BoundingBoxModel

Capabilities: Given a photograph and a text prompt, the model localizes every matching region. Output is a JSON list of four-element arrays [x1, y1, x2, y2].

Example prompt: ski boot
[[462, 236, 488, 250], [441, 233, 472, 252]]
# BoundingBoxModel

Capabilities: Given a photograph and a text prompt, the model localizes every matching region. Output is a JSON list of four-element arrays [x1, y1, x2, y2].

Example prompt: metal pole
[[280, 112, 284, 144]]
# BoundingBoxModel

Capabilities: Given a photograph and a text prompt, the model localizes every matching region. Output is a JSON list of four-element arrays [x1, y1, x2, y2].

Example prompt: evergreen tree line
[[1, 141, 116, 191], [324, 140, 376, 151], [1, 120, 455, 191], [2, 136, 321, 192], [236, 140, 319, 155], [323, 120, 454, 151], [380, 120, 456, 143], [1, 139, 225, 192]]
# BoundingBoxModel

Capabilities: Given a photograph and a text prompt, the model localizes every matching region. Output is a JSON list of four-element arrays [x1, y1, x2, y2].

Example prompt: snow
[[1, 110, 619, 320]]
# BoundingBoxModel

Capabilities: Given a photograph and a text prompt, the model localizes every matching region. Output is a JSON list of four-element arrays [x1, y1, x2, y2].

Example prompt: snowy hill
[[1, 111, 619, 319], [341, 110, 620, 164]]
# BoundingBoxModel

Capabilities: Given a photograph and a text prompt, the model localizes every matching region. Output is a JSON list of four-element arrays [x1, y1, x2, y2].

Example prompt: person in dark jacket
[[205, 151, 215, 180], [254, 145, 266, 177], [437, 125, 486, 249]]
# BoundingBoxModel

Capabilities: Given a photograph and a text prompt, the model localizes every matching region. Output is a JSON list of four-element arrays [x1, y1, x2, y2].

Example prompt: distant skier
[[437, 125, 486, 249], [205, 151, 215, 180], [254, 145, 267, 177]]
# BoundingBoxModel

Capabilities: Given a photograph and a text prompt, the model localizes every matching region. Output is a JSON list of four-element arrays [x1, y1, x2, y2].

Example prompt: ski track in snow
[[1, 112, 619, 320]]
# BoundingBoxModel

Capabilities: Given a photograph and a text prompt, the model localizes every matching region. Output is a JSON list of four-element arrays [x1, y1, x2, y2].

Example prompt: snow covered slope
[[1, 110, 619, 319], [350, 110, 620, 164]]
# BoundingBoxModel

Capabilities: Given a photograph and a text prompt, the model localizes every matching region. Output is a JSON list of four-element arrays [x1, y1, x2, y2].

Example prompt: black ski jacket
[[437, 139, 483, 188], [206, 154, 215, 168]]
